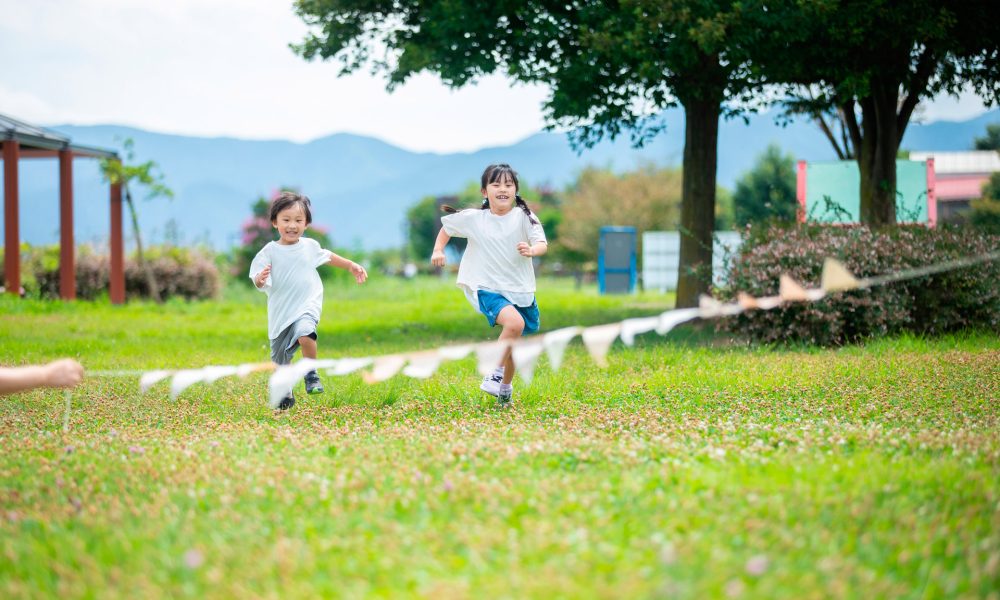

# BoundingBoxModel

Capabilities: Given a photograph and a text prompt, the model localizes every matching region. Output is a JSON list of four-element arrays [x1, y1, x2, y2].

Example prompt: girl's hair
[[442, 163, 538, 224], [269, 191, 313, 224]]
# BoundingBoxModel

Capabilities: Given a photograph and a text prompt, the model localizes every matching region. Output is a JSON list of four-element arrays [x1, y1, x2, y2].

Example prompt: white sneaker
[[480, 372, 502, 396]]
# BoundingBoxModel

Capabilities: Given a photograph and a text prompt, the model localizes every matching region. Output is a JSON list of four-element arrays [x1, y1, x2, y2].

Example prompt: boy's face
[[482, 174, 517, 215], [272, 203, 309, 245]]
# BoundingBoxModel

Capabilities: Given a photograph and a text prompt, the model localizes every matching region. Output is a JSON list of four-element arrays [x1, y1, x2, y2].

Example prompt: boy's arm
[[431, 229, 451, 266], [328, 253, 368, 284]]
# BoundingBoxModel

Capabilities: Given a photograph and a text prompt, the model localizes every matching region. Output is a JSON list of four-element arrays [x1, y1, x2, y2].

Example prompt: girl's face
[[482, 174, 517, 215], [272, 202, 309, 245]]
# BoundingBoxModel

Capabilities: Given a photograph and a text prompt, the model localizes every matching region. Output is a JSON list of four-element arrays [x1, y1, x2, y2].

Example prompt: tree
[[754, 1, 1000, 226], [292, 0, 765, 307], [974, 124, 1000, 151], [99, 139, 173, 303], [732, 145, 797, 227]]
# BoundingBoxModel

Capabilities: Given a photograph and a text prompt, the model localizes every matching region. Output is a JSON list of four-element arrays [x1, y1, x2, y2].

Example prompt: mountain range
[[6, 108, 997, 251]]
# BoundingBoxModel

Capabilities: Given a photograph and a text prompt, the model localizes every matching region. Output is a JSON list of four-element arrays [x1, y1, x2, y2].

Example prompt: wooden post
[[3, 140, 20, 296], [109, 178, 125, 304], [59, 148, 76, 300]]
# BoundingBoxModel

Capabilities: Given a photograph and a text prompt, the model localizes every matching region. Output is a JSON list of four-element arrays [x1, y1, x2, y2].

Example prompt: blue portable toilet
[[598, 226, 637, 294]]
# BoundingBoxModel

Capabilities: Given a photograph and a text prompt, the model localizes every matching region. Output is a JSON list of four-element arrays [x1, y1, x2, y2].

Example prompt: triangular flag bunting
[[620, 316, 660, 347], [402, 353, 441, 379], [475, 341, 510, 377], [512, 340, 545, 383], [656, 308, 700, 335], [140, 370, 173, 394], [542, 326, 582, 371], [821, 258, 861, 292], [363, 355, 407, 383], [779, 274, 810, 302], [581, 323, 621, 368]]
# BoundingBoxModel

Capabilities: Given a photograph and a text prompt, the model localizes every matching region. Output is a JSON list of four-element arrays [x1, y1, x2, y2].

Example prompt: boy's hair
[[269, 191, 313, 224], [442, 163, 538, 224]]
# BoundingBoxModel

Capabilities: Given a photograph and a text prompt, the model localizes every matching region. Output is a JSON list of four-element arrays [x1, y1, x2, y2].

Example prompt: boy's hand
[[517, 242, 533, 257], [255, 265, 271, 288], [431, 249, 446, 267], [350, 262, 368, 284]]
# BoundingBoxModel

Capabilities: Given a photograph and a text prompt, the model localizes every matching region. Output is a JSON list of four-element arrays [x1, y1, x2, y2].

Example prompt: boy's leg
[[299, 335, 317, 359], [298, 334, 324, 394]]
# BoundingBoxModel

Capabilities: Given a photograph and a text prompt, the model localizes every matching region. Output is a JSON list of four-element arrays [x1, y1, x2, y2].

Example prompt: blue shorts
[[477, 291, 540, 335]]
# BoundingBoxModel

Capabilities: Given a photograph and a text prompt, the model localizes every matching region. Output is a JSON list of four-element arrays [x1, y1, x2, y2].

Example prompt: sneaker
[[277, 392, 296, 411], [304, 370, 324, 395], [497, 384, 513, 407], [479, 371, 503, 396]]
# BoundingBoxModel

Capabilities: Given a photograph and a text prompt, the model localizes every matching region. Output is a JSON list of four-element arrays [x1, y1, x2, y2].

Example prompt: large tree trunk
[[856, 77, 900, 225], [676, 95, 721, 308]]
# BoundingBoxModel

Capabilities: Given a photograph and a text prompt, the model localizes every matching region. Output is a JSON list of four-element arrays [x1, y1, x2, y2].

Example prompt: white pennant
[[170, 369, 208, 399], [268, 358, 320, 409], [475, 341, 511, 377], [202, 365, 239, 384], [140, 370, 172, 394], [656, 308, 700, 335], [363, 355, 407, 383], [438, 344, 474, 361], [512, 340, 545, 383], [581, 323, 621, 368], [327, 357, 372, 376], [755, 295, 783, 310], [619, 317, 660, 347], [543, 326, 582, 371], [402, 353, 442, 379]]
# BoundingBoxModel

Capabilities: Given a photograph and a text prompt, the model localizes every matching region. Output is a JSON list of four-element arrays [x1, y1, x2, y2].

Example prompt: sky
[[1, 0, 993, 154]]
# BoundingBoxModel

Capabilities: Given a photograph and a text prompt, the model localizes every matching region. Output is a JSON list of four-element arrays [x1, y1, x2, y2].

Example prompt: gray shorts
[[270, 316, 319, 365]]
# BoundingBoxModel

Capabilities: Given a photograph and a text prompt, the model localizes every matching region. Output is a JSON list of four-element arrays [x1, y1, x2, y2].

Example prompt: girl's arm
[[431, 229, 451, 266], [517, 240, 548, 258], [328, 253, 368, 284]]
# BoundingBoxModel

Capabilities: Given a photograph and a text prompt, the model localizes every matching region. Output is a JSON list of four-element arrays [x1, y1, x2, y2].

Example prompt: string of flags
[[86, 252, 999, 410]]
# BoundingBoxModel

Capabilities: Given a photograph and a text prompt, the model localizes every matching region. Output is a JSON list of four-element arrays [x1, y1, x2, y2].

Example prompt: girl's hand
[[255, 265, 271, 287], [517, 242, 533, 257], [431, 249, 446, 267], [350, 262, 368, 284]]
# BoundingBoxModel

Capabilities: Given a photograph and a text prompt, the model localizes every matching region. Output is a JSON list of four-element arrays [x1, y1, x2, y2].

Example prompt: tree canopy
[[293, 0, 766, 306], [753, 0, 1000, 225]]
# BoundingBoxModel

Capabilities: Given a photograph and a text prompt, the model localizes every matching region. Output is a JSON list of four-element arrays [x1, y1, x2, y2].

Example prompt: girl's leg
[[299, 336, 318, 359], [495, 306, 525, 385]]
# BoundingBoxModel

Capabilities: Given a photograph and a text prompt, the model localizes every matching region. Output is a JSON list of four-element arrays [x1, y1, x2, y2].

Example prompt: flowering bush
[[720, 224, 1000, 345]]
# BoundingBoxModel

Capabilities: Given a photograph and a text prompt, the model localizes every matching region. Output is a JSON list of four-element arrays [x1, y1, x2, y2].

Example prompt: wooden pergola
[[1, 114, 126, 303]]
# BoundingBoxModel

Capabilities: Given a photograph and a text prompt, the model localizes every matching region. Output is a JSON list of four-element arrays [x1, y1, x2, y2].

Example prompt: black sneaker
[[304, 370, 324, 395], [277, 392, 295, 410]]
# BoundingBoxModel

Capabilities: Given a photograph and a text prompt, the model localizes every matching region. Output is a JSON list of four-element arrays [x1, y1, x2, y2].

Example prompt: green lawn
[[1, 276, 998, 598]]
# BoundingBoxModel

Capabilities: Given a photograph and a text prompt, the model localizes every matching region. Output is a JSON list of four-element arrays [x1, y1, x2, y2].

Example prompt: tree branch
[[897, 46, 936, 144]]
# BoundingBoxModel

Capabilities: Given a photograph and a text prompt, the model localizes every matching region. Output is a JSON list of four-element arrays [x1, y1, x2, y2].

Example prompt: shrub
[[2, 244, 220, 301], [720, 224, 1000, 345]]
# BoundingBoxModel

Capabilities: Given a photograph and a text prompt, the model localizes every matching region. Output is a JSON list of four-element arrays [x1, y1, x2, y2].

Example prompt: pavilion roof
[[1, 112, 118, 159]]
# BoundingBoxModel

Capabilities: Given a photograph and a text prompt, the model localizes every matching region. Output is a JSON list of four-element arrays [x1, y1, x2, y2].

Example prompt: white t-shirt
[[249, 238, 333, 340], [441, 208, 547, 310]]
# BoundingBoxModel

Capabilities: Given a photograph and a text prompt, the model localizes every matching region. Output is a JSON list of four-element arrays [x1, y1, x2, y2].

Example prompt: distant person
[[250, 191, 368, 410], [0, 358, 84, 395], [431, 163, 547, 406]]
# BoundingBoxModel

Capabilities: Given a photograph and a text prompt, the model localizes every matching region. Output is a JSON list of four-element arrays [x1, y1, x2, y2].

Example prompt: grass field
[[1, 276, 998, 598]]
